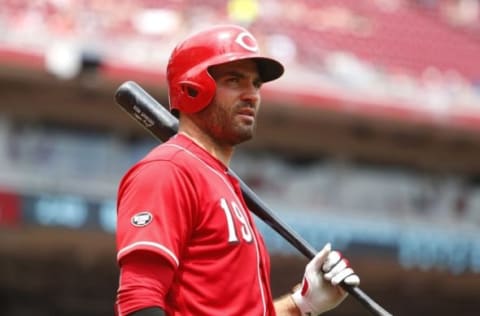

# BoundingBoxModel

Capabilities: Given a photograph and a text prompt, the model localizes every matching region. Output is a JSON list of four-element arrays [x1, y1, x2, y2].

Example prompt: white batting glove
[[291, 243, 360, 315]]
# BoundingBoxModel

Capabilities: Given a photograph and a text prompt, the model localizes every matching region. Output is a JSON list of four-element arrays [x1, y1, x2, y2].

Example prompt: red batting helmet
[[166, 24, 284, 114]]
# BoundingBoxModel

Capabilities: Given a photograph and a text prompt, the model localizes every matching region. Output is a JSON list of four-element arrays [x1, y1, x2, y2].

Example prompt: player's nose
[[241, 82, 261, 105]]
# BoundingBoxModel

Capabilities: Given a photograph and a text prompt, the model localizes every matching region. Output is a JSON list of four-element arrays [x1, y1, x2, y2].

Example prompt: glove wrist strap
[[291, 289, 323, 316]]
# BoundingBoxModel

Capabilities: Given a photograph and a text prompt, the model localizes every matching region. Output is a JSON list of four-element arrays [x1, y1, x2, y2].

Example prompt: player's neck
[[178, 128, 234, 167]]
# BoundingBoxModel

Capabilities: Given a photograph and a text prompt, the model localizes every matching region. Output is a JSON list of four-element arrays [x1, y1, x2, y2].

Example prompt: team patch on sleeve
[[131, 211, 153, 227]]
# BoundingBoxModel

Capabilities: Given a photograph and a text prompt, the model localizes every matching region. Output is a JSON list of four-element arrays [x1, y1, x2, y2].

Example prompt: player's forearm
[[273, 290, 301, 316]]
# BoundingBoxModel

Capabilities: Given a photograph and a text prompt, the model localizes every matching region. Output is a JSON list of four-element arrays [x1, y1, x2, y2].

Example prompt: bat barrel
[[115, 81, 178, 141]]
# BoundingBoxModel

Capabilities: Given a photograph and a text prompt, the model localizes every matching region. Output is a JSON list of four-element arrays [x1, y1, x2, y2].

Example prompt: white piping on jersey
[[117, 240, 179, 266], [164, 143, 268, 316]]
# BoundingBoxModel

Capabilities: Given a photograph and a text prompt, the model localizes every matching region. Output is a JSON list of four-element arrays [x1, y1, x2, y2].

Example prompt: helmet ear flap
[[181, 83, 199, 98], [175, 73, 216, 113], [180, 81, 201, 98]]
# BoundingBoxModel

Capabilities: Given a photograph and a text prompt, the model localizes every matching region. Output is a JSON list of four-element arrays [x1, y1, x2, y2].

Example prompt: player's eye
[[226, 76, 240, 83], [253, 79, 263, 89]]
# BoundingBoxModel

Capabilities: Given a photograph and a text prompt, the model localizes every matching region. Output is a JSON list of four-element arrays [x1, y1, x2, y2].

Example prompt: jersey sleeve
[[116, 251, 174, 315], [116, 160, 197, 268]]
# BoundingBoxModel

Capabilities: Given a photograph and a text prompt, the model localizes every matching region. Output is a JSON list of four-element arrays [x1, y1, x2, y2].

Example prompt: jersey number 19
[[220, 198, 253, 243]]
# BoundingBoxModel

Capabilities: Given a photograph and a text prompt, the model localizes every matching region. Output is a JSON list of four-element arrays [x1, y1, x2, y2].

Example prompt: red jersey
[[116, 134, 275, 316]]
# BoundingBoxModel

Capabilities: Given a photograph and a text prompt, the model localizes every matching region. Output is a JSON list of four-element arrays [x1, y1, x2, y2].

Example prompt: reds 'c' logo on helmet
[[166, 24, 284, 114], [235, 32, 258, 52]]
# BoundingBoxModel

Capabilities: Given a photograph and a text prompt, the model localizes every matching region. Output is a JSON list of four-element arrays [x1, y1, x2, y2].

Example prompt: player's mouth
[[236, 110, 255, 124], [236, 107, 255, 120]]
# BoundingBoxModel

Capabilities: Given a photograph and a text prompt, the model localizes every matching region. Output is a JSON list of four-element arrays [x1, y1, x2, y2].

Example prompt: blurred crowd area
[[1, 118, 480, 224], [1, 2, 480, 314], [2, 0, 480, 118], [1, 117, 480, 275], [1, 1, 480, 275]]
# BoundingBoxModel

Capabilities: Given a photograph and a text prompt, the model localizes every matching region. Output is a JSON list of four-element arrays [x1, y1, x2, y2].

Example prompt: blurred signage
[[256, 212, 480, 274], [98, 199, 117, 233], [21, 194, 116, 232], [0, 190, 21, 226], [33, 195, 89, 228], [5, 190, 480, 274]]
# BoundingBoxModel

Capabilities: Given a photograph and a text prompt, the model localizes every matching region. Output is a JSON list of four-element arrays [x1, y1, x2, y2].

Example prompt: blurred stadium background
[[1, 0, 480, 315]]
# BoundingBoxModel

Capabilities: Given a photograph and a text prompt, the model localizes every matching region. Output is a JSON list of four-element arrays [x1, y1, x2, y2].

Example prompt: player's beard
[[195, 100, 257, 147]]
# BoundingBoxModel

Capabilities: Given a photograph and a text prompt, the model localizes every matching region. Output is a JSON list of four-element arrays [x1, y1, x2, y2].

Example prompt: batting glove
[[291, 243, 360, 315]]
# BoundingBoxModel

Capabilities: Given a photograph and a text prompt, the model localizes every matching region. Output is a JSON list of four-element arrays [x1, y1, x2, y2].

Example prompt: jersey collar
[[172, 133, 229, 173]]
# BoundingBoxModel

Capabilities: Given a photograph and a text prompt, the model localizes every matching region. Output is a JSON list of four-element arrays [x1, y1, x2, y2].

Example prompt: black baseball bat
[[114, 80, 393, 316]]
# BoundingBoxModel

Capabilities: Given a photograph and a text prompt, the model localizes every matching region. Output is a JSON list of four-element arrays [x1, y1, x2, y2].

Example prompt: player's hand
[[291, 243, 360, 315]]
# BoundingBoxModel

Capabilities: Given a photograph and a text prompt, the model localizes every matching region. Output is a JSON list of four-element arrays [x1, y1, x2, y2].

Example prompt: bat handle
[[238, 178, 392, 315], [345, 286, 393, 316]]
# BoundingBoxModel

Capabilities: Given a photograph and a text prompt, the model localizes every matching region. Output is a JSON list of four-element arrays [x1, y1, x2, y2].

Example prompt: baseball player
[[115, 24, 360, 316]]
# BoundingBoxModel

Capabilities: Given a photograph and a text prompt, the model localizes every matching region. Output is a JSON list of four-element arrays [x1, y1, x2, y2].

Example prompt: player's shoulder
[[128, 135, 201, 176], [118, 140, 189, 191], [142, 136, 194, 165]]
